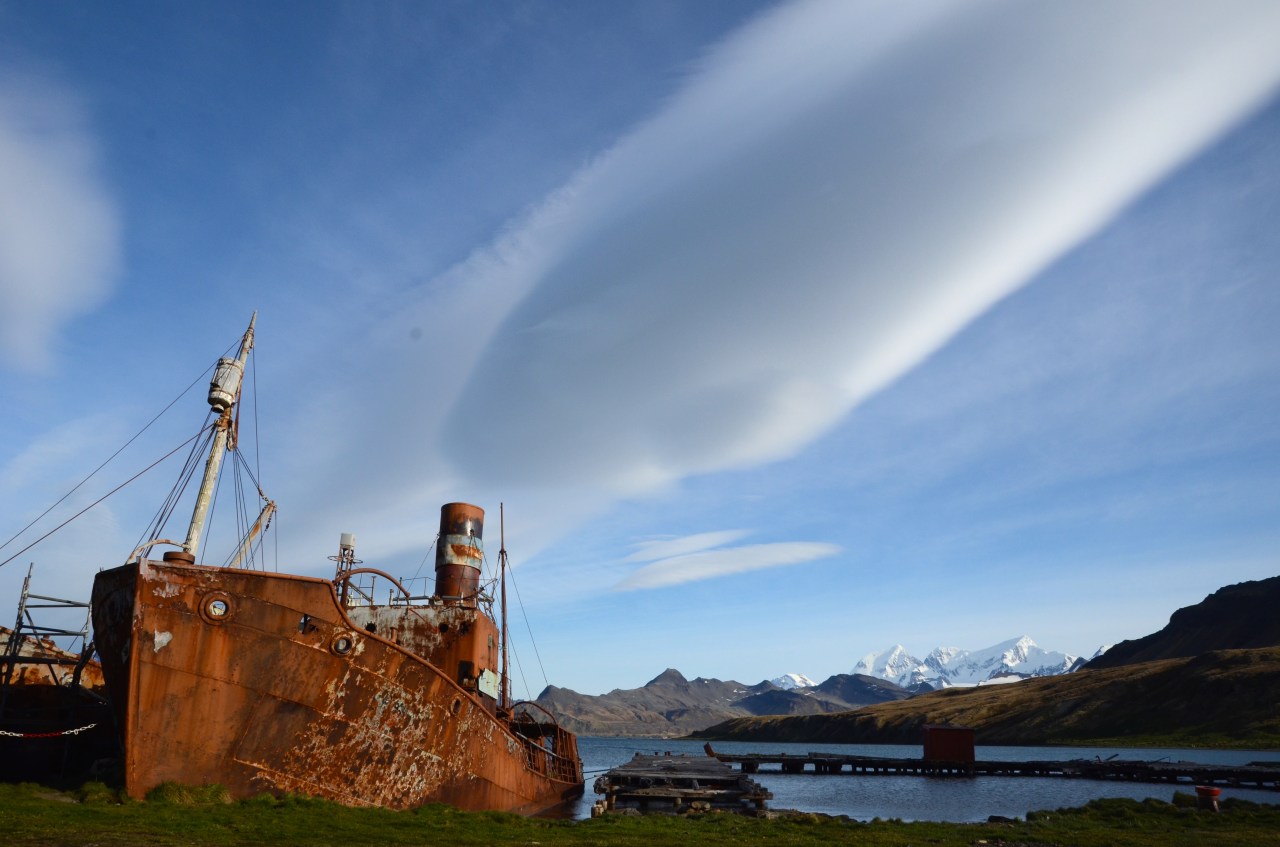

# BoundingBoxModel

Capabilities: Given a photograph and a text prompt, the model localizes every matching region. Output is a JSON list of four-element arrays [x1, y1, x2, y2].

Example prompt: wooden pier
[[706, 746, 1280, 790], [592, 753, 772, 815]]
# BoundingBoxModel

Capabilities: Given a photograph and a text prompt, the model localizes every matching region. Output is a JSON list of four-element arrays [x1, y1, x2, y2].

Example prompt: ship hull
[[90, 559, 582, 813]]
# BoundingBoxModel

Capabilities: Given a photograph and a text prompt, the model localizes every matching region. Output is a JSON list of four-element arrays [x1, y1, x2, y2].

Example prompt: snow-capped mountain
[[852, 636, 1079, 690], [851, 645, 920, 684], [770, 673, 818, 690]]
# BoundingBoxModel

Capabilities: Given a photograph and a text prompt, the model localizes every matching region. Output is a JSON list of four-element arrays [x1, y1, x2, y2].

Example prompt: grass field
[[2, 782, 1279, 847]]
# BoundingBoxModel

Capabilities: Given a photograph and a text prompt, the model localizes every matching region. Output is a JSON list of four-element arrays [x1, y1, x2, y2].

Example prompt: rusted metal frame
[[2, 567, 94, 699], [2, 566, 34, 689]]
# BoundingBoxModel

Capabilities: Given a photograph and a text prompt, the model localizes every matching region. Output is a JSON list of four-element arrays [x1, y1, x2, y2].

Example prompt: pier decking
[[706, 746, 1280, 790]]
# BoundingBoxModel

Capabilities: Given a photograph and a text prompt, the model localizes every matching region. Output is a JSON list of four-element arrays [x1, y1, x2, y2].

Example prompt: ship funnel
[[435, 502, 484, 600]]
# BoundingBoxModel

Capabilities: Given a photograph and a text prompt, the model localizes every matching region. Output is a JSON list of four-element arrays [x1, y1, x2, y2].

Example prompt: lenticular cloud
[[0, 79, 119, 371], [443, 0, 1280, 493]]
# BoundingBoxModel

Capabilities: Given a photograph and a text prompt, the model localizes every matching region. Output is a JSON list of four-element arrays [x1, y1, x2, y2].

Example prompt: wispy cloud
[[615, 536, 842, 591], [623, 530, 750, 563], [0, 74, 120, 371], [436, 0, 1280, 500]]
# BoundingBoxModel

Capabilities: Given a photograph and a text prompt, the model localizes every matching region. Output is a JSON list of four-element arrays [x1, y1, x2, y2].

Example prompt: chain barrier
[[0, 722, 97, 738]]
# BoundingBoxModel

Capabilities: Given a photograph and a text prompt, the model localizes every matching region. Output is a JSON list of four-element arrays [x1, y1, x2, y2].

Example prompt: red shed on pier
[[922, 725, 976, 764]]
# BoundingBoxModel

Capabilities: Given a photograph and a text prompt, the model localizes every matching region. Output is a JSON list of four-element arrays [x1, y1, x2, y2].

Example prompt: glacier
[[851, 636, 1080, 690]]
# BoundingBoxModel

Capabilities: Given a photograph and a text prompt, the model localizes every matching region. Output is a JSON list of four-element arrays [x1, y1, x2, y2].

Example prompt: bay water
[[574, 736, 1279, 821]]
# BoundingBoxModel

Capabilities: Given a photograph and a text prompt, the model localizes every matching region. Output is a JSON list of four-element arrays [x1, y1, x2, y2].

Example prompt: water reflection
[[575, 737, 1279, 821]]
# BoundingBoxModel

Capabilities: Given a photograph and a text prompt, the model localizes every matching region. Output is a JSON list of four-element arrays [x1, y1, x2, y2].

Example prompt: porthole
[[330, 632, 356, 656], [450, 697, 462, 716], [199, 592, 235, 625]]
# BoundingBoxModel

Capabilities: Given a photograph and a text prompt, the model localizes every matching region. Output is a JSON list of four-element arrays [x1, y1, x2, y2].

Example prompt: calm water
[[574, 736, 1279, 821]]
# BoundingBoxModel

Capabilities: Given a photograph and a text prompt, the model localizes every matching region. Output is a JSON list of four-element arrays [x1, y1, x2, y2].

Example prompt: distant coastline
[[688, 647, 1280, 750]]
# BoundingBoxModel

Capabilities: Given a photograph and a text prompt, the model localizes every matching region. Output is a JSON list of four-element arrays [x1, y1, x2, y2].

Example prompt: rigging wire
[[229, 455, 246, 567], [509, 629, 531, 703], [217, 448, 271, 570], [2, 329, 268, 571], [134, 419, 216, 557], [408, 537, 437, 587], [0, 361, 217, 558], [130, 331, 245, 556], [251, 347, 262, 501], [202, 445, 227, 565], [506, 559, 550, 698], [142, 422, 209, 540], [0, 430, 209, 571]]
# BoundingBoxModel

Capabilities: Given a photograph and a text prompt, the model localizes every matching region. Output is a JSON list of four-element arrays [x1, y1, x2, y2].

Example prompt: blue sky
[[2, 0, 1278, 697]]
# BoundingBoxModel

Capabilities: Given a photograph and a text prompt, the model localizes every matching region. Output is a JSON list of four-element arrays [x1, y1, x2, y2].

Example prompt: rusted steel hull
[[90, 559, 582, 813]]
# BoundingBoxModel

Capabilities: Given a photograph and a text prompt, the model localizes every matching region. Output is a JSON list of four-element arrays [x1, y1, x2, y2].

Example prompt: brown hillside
[[691, 647, 1280, 747], [1087, 575, 1280, 669]]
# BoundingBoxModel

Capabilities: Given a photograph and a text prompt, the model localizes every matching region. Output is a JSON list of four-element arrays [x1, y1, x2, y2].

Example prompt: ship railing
[[509, 702, 583, 784], [385, 577, 432, 605]]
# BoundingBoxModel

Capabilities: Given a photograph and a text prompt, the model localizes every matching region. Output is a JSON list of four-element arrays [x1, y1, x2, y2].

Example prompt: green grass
[[2, 782, 1279, 847]]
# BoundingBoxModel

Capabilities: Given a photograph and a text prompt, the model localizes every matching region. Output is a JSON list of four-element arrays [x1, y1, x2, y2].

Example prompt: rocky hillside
[[1087, 576, 1280, 669], [535, 668, 910, 737], [691, 646, 1280, 748]]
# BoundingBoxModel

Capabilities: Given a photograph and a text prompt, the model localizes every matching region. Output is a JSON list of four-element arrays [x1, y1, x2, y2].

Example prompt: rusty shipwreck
[[89, 316, 583, 813]]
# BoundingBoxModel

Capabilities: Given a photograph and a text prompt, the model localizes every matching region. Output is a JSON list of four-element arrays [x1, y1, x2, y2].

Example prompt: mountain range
[[852, 635, 1086, 690], [692, 646, 1280, 748], [534, 635, 1084, 737], [692, 576, 1280, 748], [535, 577, 1280, 740], [535, 668, 909, 737]]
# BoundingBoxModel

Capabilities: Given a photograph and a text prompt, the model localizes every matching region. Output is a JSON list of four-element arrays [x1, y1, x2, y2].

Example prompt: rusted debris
[[593, 753, 771, 816], [0, 568, 115, 786]]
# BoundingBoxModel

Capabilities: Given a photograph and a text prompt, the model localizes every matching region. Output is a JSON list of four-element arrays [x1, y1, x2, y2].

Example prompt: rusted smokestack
[[435, 502, 484, 600]]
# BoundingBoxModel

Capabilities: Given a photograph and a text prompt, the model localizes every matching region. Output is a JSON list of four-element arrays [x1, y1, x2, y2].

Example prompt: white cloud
[[0, 75, 119, 371], [436, 0, 1280, 497], [615, 540, 842, 591], [623, 530, 750, 563]]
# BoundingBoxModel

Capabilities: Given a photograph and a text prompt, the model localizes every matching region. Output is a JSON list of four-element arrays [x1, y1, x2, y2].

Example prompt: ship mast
[[499, 503, 510, 712], [183, 313, 256, 560]]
